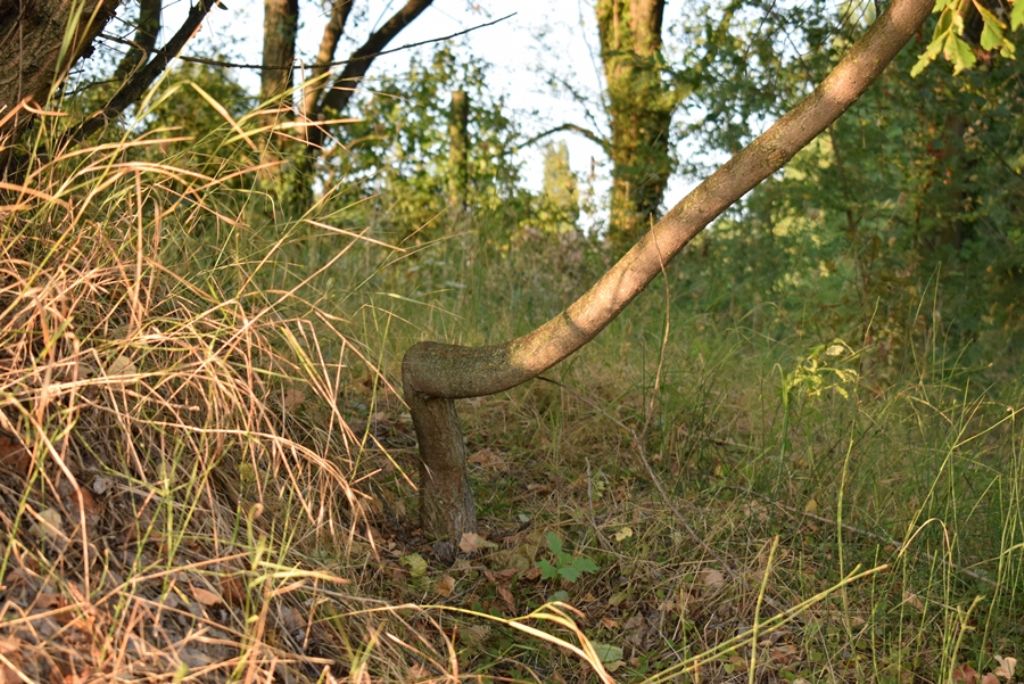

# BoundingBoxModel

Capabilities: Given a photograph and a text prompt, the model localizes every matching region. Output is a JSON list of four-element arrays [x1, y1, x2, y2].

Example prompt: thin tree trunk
[[302, 0, 353, 119], [403, 0, 935, 548], [112, 0, 161, 81]]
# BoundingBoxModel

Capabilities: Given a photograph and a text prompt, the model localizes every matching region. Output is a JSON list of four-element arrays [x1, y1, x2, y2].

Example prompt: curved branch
[[402, 0, 936, 546], [516, 123, 610, 154]]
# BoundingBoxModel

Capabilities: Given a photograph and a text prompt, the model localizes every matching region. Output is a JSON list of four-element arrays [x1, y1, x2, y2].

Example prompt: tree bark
[[402, 0, 936, 546], [597, 0, 674, 253], [260, 0, 299, 107], [0, 0, 119, 139]]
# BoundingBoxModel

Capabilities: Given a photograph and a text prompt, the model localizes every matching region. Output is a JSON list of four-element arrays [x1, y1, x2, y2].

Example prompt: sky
[[158, 0, 699, 225]]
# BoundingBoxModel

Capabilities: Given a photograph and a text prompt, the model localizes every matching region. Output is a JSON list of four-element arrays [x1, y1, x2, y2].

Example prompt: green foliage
[[913, 0, 1020, 76], [329, 48, 535, 244], [539, 142, 580, 234], [536, 532, 599, 582]]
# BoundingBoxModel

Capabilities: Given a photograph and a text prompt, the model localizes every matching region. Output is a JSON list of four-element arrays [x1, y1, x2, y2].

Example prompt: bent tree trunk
[[403, 0, 935, 551]]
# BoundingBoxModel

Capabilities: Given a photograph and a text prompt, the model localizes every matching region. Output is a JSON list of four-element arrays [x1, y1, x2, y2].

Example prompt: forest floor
[[1, 151, 1021, 683]]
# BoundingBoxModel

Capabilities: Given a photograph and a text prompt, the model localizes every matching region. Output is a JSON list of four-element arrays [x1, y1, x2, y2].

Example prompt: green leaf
[[945, 34, 977, 74], [911, 37, 944, 78], [574, 556, 599, 574], [592, 642, 624, 664], [545, 531, 563, 555], [559, 565, 582, 582], [1012, 0, 1024, 31], [980, 21, 1003, 51], [537, 559, 558, 579]]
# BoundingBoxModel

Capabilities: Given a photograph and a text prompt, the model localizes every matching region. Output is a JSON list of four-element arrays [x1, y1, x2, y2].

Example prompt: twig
[[180, 12, 516, 71], [516, 123, 609, 154]]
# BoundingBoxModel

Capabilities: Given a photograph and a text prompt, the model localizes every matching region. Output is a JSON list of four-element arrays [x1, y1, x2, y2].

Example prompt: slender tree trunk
[[302, 0, 353, 118], [597, 0, 674, 253], [259, 0, 299, 206], [402, 0, 936, 548]]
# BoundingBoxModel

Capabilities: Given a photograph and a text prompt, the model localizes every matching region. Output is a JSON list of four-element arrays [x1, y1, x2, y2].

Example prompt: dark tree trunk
[[0, 0, 119, 144], [447, 89, 469, 211]]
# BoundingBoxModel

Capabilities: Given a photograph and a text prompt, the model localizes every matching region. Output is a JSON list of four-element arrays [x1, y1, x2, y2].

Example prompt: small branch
[[516, 123, 609, 154], [181, 12, 516, 72], [70, 0, 216, 141]]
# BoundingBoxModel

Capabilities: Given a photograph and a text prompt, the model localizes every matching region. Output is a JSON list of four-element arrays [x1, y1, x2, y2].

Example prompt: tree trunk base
[[403, 371, 476, 560]]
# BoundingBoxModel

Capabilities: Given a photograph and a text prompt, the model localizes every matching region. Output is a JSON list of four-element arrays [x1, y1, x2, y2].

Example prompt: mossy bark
[[597, 0, 675, 253]]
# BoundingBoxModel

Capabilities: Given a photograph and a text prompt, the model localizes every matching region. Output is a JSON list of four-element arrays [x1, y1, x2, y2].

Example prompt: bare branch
[[71, 0, 217, 141], [303, 0, 354, 117], [517, 123, 610, 154]]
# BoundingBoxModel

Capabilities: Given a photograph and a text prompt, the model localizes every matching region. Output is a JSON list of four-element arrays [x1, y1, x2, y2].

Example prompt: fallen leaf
[[0, 436, 30, 476], [769, 643, 800, 666], [613, 526, 633, 542], [803, 498, 818, 515], [191, 585, 223, 607], [467, 448, 507, 471], [902, 590, 924, 611], [281, 389, 306, 410], [77, 488, 100, 517], [700, 568, 726, 591], [592, 642, 624, 665], [219, 575, 246, 606], [459, 532, 497, 554], [993, 655, 1017, 681], [982, 674, 1000, 684], [32, 507, 64, 541], [0, 636, 22, 654], [496, 584, 516, 613], [107, 354, 137, 376], [90, 475, 113, 495], [953, 663, 979, 684], [435, 575, 455, 597], [825, 344, 846, 357]]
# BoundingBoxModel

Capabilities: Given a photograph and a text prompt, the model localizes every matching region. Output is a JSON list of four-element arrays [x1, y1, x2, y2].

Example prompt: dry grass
[[0, 94, 635, 681]]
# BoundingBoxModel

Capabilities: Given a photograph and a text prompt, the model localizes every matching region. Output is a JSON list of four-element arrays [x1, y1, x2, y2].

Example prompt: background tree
[[539, 142, 580, 234], [596, 0, 675, 251]]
